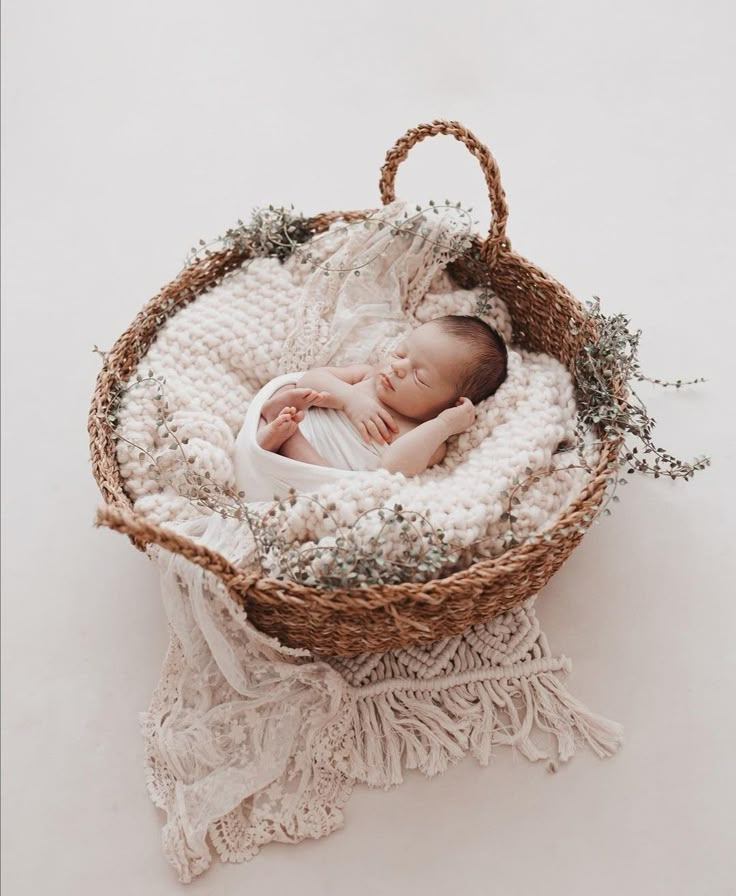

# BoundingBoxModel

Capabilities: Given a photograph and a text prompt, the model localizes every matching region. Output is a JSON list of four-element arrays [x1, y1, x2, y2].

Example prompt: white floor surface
[[2, 2, 734, 893]]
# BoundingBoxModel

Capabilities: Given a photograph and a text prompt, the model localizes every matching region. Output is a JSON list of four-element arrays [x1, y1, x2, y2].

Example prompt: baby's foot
[[257, 407, 305, 452], [261, 388, 334, 423]]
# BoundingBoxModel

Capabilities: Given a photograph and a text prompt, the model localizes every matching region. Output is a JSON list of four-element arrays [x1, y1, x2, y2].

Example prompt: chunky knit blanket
[[115, 200, 623, 882]]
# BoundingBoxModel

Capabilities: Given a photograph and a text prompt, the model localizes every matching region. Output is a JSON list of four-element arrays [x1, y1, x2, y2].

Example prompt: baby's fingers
[[366, 420, 385, 445], [379, 409, 399, 433], [358, 422, 371, 443], [372, 416, 392, 443], [359, 421, 376, 444]]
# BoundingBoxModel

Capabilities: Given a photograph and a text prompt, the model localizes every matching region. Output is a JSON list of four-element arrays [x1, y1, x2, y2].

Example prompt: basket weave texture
[[89, 119, 624, 657]]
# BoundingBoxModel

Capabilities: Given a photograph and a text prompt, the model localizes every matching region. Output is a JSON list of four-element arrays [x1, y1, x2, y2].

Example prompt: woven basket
[[89, 119, 625, 658]]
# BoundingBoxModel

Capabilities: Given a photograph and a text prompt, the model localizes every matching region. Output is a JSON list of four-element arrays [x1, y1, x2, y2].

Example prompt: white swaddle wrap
[[234, 372, 389, 502], [297, 399, 388, 471]]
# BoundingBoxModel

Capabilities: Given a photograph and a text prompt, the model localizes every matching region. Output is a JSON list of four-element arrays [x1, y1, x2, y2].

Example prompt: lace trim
[[278, 199, 473, 373]]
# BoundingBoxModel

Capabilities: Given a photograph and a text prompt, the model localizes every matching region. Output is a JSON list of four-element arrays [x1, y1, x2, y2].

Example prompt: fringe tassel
[[527, 672, 624, 761], [346, 670, 623, 789]]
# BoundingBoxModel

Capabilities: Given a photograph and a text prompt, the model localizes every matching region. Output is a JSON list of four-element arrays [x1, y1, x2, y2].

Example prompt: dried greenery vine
[[95, 201, 710, 587]]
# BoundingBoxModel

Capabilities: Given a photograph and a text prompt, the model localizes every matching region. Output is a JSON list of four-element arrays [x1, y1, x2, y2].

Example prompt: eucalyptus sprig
[[182, 204, 314, 270], [255, 491, 462, 587], [497, 459, 626, 548], [496, 294, 710, 543], [183, 200, 476, 281], [570, 295, 709, 481]]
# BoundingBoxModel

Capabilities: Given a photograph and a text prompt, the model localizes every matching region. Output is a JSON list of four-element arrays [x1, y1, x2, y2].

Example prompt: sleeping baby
[[254, 315, 508, 478]]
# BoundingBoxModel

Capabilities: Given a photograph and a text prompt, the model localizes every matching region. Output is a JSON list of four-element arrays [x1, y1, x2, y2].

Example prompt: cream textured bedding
[[115, 199, 596, 574]]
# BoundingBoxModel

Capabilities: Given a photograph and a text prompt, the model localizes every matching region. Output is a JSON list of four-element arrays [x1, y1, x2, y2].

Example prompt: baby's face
[[375, 322, 466, 422]]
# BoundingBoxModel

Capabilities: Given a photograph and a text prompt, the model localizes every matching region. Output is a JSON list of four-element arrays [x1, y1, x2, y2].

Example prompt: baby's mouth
[[380, 373, 395, 391]]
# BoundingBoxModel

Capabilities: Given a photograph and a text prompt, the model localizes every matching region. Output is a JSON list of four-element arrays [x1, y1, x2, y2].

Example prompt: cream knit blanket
[[115, 200, 623, 882]]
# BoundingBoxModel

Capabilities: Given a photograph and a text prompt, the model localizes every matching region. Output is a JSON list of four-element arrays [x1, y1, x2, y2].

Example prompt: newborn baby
[[256, 315, 508, 478]]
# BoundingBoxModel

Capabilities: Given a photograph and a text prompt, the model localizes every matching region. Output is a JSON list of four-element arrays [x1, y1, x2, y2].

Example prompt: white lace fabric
[[278, 200, 473, 372], [143, 517, 354, 881], [144, 515, 622, 883]]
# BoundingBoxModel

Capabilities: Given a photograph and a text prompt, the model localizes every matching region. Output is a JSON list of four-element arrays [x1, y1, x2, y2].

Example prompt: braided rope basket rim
[[89, 119, 625, 657]]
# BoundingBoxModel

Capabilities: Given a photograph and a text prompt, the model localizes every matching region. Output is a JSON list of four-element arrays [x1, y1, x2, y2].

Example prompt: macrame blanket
[[114, 199, 624, 882]]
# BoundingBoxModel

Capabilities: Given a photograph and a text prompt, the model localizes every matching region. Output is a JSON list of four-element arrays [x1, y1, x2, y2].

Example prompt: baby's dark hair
[[431, 314, 508, 404]]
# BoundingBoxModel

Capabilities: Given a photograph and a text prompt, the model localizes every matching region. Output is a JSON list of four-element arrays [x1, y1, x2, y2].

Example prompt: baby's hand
[[438, 397, 475, 437], [343, 391, 399, 445], [309, 391, 342, 410]]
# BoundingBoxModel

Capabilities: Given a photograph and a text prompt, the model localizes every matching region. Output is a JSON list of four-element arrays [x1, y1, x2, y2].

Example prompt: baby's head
[[376, 315, 508, 422]]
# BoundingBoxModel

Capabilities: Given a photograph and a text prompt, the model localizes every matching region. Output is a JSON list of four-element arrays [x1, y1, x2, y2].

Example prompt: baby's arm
[[296, 365, 373, 409], [380, 418, 450, 477]]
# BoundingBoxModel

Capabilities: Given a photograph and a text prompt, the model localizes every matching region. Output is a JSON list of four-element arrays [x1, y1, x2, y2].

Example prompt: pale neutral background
[[2, 1, 734, 893]]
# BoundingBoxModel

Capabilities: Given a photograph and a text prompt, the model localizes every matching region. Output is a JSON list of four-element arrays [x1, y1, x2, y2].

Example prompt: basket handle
[[378, 119, 511, 268], [95, 504, 260, 595]]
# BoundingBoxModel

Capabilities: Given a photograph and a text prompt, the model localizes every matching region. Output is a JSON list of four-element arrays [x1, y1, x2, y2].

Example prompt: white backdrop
[[2, 1, 734, 893]]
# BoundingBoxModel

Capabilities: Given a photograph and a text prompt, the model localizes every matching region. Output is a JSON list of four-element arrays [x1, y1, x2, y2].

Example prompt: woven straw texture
[[89, 119, 624, 657]]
